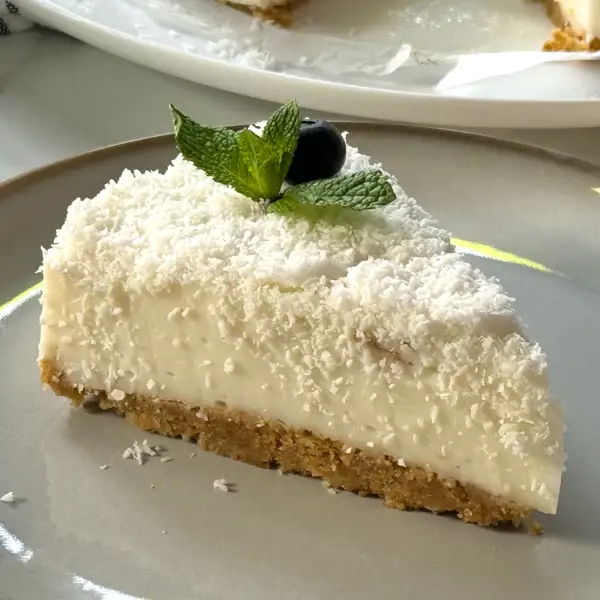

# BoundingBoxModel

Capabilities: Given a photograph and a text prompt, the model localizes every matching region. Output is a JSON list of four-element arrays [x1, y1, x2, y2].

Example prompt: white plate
[[16, 0, 600, 128], [1, 124, 600, 599]]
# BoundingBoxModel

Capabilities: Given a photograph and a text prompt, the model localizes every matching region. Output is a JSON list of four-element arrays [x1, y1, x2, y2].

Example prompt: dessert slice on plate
[[39, 101, 564, 527]]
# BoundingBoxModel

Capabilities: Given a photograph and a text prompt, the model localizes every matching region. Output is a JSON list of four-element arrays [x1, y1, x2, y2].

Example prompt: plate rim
[[16, 0, 600, 129], [2, 123, 600, 201]]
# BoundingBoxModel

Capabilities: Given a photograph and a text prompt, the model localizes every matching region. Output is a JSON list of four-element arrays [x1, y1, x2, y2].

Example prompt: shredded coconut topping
[[121, 440, 168, 465], [46, 145, 452, 292], [0, 492, 16, 504], [213, 478, 230, 492]]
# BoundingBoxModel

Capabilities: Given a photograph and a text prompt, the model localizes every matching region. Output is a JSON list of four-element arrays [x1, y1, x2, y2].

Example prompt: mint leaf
[[171, 102, 301, 202], [236, 129, 283, 200], [263, 100, 301, 156], [268, 170, 396, 214], [236, 129, 267, 169], [261, 99, 301, 188], [171, 102, 395, 217], [171, 104, 256, 199]]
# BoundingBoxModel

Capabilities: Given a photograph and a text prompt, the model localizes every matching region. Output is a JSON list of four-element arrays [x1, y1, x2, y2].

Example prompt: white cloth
[[1, 2, 34, 35]]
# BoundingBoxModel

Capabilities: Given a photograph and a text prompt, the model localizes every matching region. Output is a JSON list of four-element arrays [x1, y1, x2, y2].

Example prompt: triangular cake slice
[[39, 105, 564, 527]]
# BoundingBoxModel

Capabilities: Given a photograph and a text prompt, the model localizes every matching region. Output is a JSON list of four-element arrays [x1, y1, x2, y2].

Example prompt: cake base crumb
[[220, 0, 306, 26], [81, 393, 102, 412], [544, 27, 600, 51], [526, 517, 545, 535]]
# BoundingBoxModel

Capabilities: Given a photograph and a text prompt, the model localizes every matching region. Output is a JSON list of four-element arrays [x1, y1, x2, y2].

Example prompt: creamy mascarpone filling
[[558, 0, 600, 37]]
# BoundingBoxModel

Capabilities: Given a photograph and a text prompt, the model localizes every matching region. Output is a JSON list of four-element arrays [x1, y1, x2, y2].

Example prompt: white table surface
[[2, 29, 600, 184]]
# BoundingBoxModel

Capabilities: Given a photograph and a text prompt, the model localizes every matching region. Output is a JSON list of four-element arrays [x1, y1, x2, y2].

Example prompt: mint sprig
[[267, 170, 396, 214], [170, 100, 396, 214]]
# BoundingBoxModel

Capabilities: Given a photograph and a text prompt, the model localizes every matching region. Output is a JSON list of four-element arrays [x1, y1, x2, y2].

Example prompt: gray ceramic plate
[[1, 126, 600, 600]]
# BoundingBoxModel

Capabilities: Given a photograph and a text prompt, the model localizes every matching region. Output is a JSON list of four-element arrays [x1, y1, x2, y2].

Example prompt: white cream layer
[[39, 146, 564, 514], [558, 0, 600, 37]]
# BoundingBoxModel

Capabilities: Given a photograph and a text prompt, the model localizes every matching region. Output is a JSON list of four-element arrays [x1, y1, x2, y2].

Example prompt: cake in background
[[222, 0, 600, 50]]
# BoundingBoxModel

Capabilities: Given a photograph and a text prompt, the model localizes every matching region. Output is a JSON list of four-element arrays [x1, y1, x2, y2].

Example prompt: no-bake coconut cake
[[39, 101, 564, 527], [223, 0, 600, 50]]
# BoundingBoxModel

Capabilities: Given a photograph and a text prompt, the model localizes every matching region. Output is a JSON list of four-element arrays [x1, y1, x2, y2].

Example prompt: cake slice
[[39, 102, 564, 527]]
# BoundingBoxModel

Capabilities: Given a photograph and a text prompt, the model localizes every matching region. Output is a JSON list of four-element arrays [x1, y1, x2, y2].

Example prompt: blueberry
[[285, 120, 347, 186]]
